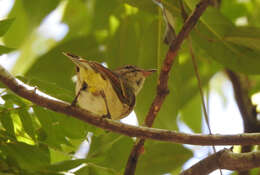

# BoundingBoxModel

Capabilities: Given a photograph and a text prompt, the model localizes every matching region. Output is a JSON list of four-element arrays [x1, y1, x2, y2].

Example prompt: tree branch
[[2, 64, 260, 145], [180, 149, 260, 175], [146, 0, 213, 126], [225, 69, 259, 133], [124, 0, 214, 174], [226, 69, 259, 175]]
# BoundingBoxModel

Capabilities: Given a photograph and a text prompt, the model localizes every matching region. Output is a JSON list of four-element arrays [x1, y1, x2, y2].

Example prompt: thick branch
[[2, 65, 260, 145], [125, 0, 213, 174], [0, 66, 260, 145], [180, 149, 260, 175]]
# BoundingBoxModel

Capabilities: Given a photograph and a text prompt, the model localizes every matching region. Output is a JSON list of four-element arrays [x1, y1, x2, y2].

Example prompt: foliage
[[0, 0, 260, 174]]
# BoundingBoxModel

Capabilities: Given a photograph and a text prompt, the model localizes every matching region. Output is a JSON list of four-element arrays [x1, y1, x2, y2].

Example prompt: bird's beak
[[142, 69, 156, 77], [63, 52, 84, 67]]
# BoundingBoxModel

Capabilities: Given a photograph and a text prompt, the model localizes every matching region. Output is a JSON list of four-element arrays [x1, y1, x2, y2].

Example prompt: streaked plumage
[[63, 52, 155, 120]]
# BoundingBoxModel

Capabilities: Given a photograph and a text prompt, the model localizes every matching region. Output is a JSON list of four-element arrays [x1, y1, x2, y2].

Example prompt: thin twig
[[124, 0, 215, 174], [180, 149, 260, 175], [179, 0, 213, 137], [187, 27, 212, 137], [182, 0, 222, 171], [2, 62, 260, 145], [188, 38, 223, 175]]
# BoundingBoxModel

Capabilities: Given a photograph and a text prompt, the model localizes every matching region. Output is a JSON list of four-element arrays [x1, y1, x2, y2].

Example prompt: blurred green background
[[0, 0, 260, 174]]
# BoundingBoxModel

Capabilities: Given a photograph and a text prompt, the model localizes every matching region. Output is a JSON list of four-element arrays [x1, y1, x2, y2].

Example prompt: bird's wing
[[89, 62, 135, 108]]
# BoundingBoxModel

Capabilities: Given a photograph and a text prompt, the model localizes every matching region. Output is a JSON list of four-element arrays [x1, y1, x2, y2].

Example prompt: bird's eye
[[68, 53, 80, 59], [125, 65, 134, 69]]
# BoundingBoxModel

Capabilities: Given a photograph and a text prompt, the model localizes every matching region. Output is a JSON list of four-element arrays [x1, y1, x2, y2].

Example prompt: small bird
[[63, 52, 155, 120]]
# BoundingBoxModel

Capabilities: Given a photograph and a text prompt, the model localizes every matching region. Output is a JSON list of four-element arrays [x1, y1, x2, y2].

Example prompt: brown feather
[[82, 61, 135, 109]]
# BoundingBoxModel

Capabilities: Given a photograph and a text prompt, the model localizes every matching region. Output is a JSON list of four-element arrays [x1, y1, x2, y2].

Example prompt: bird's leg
[[71, 82, 88, 106], [71, 92, 80, 106], [100, 90, 111, 119]]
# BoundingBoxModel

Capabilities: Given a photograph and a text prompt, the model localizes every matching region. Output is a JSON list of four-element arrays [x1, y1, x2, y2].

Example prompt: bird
[[63, 52, 155, 120]]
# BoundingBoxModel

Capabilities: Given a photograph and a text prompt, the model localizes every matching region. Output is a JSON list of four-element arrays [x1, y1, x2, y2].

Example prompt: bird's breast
[[75, 71, 133, 119]]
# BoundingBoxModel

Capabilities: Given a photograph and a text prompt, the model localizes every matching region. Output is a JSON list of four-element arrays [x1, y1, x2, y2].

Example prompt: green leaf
[[48, 147, 72, 165], [21, 0, 60, 26], [3, 0, 30, 47], [186, 4, 260, 74], [0, 111, 16, 139], [0, 18, 15, 37], [220, 0, 248, 22], [88, 133, 122, 158], [136, 142, 193, 175], [33, 106, 87, 148], [17, 108, 36, 141], [88, 133, 134, 171], [0, 142, 50, 171], [75, 164, 117, 175], [106, 11, 158, 68], [224, 27, 260, 51], [44, 159, 86, 172], [62, 0, 92, 37], [99, 136, 133, 171], [0, 45, 14, 55], [75, 166, 91, 175], [62, 0, 120, 39], [250, 168, 260, 175], [180, 94, 202, 133], [1, 93, 28, 107], [4, 0, 60, 48], [125, 0, 180, 16], [0, 158, 10, 173], [125, 0, 157, 13], [33, 106, 69, 148], [25, 36, 102, 90], [58, 113, 87, 139], [249, 75, 260, 95], [246, 1, 260, 27]]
